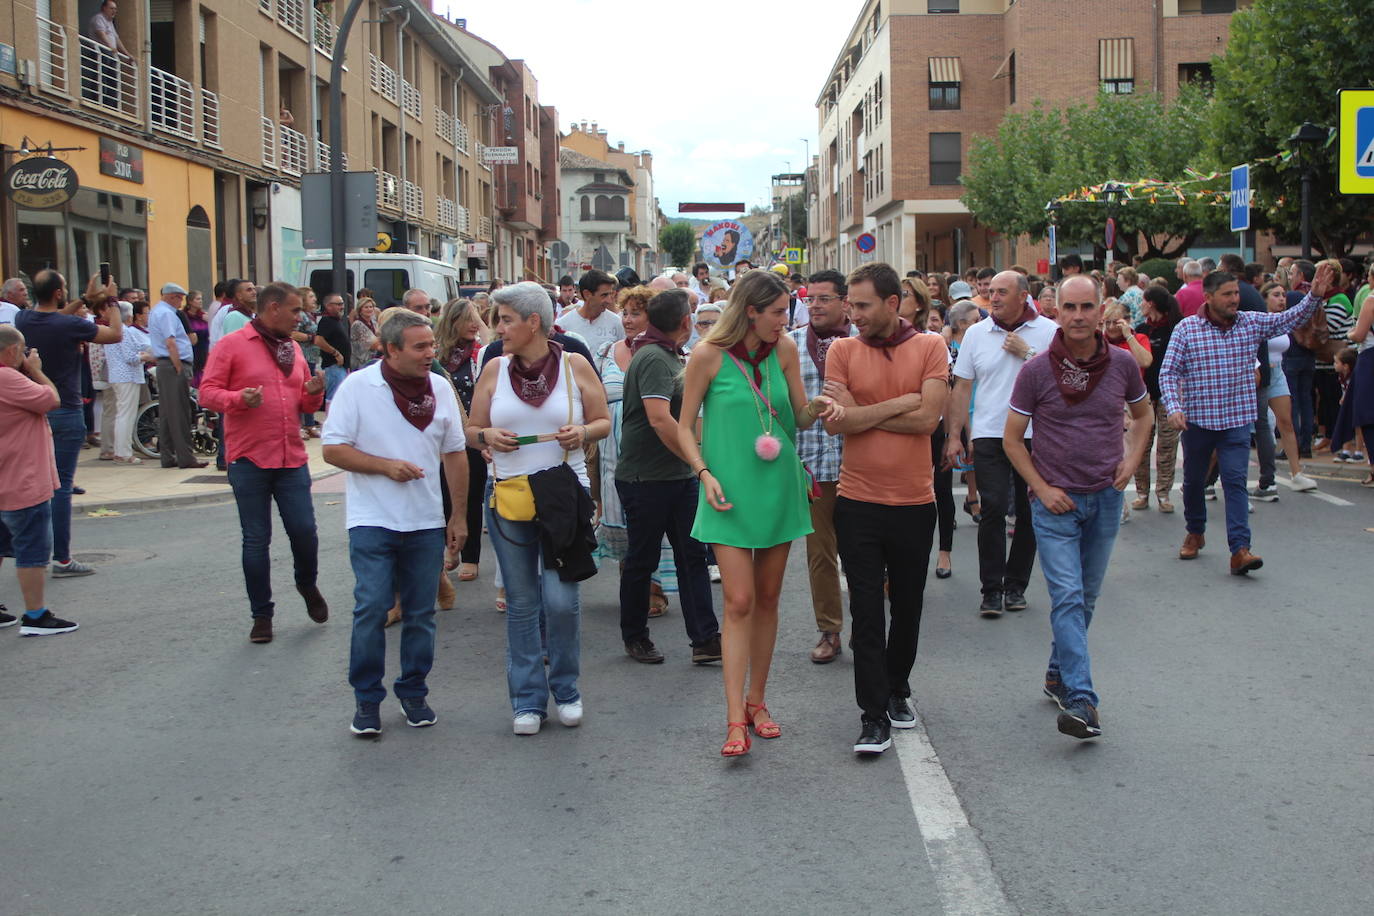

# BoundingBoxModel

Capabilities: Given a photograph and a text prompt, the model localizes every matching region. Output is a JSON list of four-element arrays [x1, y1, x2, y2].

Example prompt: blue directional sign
[[1230, 164, 1250, 233], [1355, 107, 1374, 179]]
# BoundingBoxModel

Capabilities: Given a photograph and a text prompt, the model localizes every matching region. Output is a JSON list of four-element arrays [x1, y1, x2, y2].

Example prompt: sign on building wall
[[482, 146, 519, 165], [702, 220, 754, 269], [99, 138, 144, 184], [3, 157, 78, 210]]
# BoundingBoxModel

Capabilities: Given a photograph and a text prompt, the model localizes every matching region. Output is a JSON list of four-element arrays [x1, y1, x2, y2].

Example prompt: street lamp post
[[1288, 121, 1328, 261]]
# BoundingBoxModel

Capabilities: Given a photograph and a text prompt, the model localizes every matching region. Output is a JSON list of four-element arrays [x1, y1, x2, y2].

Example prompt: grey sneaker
[[51, 559, 95, 577], [1250, 485, 1280, 502]]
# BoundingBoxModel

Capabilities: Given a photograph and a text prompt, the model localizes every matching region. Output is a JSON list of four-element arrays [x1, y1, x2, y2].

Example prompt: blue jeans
[[1031, 488, 1123, 709], [47, 406, 86, 563], [0, 500, 54, 567], [1181, 424, 1252, 553], [485, 501, 581, 717], [227, 460, 318, 619], [324, 365, 347, 402], [616, 478, 718, 647], [1282, 355, 1314, 450], [347, 526, 445, 704]]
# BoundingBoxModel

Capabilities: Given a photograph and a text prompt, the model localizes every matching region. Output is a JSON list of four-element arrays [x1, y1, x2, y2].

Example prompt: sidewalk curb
[[73, 468, 343, 516]]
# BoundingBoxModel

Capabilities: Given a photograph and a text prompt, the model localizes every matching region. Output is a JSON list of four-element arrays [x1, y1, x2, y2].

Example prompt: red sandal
[[721, 722, 751, 757], [746, 702, 781, 739]]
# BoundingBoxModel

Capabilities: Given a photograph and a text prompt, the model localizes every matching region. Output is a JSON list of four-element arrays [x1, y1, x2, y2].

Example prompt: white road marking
[[953, 482, 1356, 507], [894, 722, 1015, 916]]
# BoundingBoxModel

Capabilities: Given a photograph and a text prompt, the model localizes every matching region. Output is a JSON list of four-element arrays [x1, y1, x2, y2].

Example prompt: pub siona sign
[[4, 157, 79, 209]]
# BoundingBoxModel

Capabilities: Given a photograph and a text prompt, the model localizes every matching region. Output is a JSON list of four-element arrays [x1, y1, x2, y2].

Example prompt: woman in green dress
[[676, 270, 845, 758]]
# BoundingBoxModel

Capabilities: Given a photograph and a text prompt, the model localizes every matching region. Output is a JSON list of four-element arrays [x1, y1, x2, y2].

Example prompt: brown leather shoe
[[436, 571, 456, 610], [297, 583, 329, 623], [1131, 495, 1150, 511], [249, 617, 273, 643], [1179, 532, 1205, 560], [1230, 548, 1263, 576], [810, 631, 841, 664]]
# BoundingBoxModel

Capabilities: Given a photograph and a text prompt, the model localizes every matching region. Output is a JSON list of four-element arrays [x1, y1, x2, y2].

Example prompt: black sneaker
[[1003, 590, 1028, 612], [979, 592, 1003, 618], [887, 696, 916, 730], [400, 696, 437, 728], [1043, 672, 1068, 710], [19, 611, 79, 636], [691, 634, 722, 665], [1057, 701, 1102, 739], [624, 637, 665, 664], [350, 701, 382, 737], [854, 717, 892, 755], [0, 605, 16, 628]]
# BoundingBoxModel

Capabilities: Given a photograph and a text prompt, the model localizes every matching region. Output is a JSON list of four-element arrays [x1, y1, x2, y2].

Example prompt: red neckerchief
[[727, 338, 774, 386], [231, 299, 254, 318], [1202, 303, 1237, 330], [629, 325, 681, 357], [1048, 329, 1111, 405], [443, 339, 477, 377], [992, 302, 1037, 333], [508, 340, 563, 407], [857, 317, 918, 361], [379, 358, 436, 431], [805, 319, 851, 375], [250, 318, 296, 377]]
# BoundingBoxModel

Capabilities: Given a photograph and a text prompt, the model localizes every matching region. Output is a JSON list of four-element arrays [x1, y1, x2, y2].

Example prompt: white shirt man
[[559, 272, 624, 352]]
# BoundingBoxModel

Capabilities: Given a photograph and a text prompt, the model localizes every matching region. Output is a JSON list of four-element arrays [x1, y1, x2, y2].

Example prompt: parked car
[[300, 253, 462, 309]]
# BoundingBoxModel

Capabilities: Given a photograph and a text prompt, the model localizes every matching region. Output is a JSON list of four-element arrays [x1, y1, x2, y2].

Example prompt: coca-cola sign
[[4, 157, 79, 210]]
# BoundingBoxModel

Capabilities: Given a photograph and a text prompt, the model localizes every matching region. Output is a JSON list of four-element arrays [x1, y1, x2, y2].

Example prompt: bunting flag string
[[1054, 150, 1297, 206]]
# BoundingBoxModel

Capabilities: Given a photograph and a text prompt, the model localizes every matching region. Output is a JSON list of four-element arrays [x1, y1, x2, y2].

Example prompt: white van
[[300, 253, 461, 310]]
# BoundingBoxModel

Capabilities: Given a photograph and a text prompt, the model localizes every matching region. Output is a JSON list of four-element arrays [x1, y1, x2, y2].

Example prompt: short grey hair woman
[[491, 281, 554, 337]]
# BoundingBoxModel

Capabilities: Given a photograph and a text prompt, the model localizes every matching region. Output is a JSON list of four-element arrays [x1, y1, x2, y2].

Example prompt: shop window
[[16, 187, 147, 293]]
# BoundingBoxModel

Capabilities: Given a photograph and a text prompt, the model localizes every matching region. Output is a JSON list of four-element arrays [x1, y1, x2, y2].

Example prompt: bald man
[[944, 270, 1058, 618]]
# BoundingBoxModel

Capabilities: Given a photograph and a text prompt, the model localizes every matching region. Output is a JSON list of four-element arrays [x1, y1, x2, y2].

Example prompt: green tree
[[659, 221, 698, 269], [1210, 0, 1372, 258], [961, 88, 1227, 260]]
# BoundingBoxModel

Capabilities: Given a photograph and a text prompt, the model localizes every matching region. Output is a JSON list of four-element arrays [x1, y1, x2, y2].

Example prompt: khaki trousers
[[1134, 397, 1179, 499], [805, 480, 844, 634]]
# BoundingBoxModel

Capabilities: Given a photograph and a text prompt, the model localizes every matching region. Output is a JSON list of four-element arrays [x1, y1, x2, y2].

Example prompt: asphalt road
[[2, 472, 1370, 915]]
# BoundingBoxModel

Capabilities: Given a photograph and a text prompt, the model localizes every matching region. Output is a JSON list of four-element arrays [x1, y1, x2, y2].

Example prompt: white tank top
[[490, 353, 589, 486], [1268, 333, 1290, 367]]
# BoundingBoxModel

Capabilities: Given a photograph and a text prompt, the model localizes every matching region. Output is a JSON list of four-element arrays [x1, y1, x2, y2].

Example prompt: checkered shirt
[[1159, 293, 1319, 430], [788, 324, 856, 482]]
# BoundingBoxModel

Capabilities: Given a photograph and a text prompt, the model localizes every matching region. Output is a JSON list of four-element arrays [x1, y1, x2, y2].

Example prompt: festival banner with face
[[702, 220, 754, 270]]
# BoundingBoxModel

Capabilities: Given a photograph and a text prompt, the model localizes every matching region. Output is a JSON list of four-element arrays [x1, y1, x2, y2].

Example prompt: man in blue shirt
[[149, 282, 206, 468]]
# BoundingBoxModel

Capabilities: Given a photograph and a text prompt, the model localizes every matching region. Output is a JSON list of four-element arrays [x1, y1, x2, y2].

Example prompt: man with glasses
[[788, 270, 858, 663]]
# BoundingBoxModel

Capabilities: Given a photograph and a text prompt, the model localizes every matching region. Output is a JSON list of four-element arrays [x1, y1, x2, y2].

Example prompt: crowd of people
[[1, 246, 1369, 754]]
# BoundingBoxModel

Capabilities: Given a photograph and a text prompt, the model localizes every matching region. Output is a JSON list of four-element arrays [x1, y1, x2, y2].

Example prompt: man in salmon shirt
[[821, 262, 950, 756], [200, 282, 328, 645], [0, 324, 78, 635]]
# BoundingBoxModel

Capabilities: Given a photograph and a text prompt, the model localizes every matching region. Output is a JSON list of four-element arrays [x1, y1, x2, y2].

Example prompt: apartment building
[[810, 0, 1246, 275], [561, 121, 661, 278], [0, 0, 542, 296]]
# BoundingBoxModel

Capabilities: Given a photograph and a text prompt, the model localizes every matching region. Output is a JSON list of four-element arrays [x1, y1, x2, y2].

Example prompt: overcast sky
[[433, 0, 859, 219]]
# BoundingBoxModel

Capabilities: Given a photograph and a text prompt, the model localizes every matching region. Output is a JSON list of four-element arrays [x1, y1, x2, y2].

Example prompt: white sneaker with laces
[[1290, 473, 1318, 492], [556, 700, 583, 727], [513, 712, 542, 736], [708, 564, 721, 583]]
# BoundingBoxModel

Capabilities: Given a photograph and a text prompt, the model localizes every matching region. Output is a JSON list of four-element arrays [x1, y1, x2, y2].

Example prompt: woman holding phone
[[675, 270, 844, 758]]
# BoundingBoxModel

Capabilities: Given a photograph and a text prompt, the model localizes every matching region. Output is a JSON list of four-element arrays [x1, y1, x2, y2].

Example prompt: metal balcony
[[36, 17, 70, 97], [368, 53, 397, 103], [201, 88, 221, 149], [437, 198, 456, 228], [313, 8, 335, 57], [279, 125, 308, 176], [150, 65, 195, 139], [276, 0, 305, 39], [316, 142, 349, 172], [261, 116, 277, 168], [376, 170, 400, 210], [402, 80, 422, 120], [404, 180, 424, 218], [79, 35, 139, 121]]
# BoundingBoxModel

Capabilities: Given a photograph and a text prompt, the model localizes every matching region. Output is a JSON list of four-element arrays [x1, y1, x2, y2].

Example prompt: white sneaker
[[556, 700, 583, 727], [1290, 473, 1318, 492], [708, 564, 721, 583], [513, 713, 542, 736], [1120, 505, 1131, 524]]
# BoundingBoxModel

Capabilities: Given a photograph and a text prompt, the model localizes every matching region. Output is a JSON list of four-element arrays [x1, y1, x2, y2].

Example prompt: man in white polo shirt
[[322, 310, 469, 738], [944, 269, 1057, 619]]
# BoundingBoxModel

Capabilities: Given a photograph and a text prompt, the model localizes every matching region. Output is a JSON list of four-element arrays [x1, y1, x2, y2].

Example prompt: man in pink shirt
[[200, 282, 327, 644], [0, 325, 78, 635], [1175, 260, 1206, 318]]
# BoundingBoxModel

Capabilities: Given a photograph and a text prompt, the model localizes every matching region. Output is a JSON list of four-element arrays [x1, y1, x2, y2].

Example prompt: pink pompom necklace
[[746, 360, 781, 461]]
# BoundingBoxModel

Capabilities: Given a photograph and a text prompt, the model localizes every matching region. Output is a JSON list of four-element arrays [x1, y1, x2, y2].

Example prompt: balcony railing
[[316, 142, 349, 172], [455, 202, 470, 235], [313, 8, 335, 57], [437, 198, 456, 228], [475, 140, 490, 171], [259, 0, 272, 15], [369, 53, 397, 103], [478, 216, 493, 239], [402, 80, 422, 120], [79, 36, 139, 120], [201, 88, 221, 149], [150, 65, 195, 139], [36, 17, 70, 96], [280, 124, 308, 176], [261, 116, 277, 168], [435, 108, 454, 144], [376, 170, 400, 210], [277, 0, 306, 38], [404, 180, 424, 218]]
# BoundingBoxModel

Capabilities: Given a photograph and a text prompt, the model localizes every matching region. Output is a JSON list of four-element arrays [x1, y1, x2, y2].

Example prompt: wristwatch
[[1023, 346, 1037, 360], [477, 429, 488, 446]]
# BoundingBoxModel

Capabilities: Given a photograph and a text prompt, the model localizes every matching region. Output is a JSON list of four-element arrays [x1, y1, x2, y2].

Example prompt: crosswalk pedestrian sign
[[1338, 89, 1374, 194]]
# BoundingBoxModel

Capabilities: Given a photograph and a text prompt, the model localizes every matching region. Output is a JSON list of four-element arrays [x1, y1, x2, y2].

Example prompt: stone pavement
[[70, 436, 342, 515]]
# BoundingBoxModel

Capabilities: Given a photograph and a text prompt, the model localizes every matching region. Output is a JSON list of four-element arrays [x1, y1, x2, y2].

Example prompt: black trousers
[[931, 426, 956, 552], [440, 447, 486, 564], [971, 437, 1037, 597], [835, 496, 936, 723]]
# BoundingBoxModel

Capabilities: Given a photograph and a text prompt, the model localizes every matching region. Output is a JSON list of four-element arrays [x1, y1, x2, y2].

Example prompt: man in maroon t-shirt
[[1002, 276, 1152, 741]]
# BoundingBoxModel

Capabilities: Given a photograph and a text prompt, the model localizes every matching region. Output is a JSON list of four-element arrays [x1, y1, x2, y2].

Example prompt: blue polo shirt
[[149, 300, 192, 360]]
